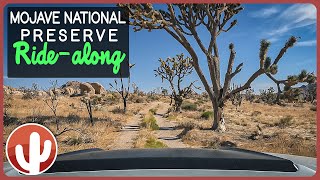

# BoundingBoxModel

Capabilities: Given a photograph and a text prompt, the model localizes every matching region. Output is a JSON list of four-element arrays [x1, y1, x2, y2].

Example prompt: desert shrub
[[181, 101, 197, 111], [251, 111, 262, 116], [176, 121, 199, 130], [144, 138, 167, 148], [195, 99, 205, 105], [205, 139, 221, 149], [105, 93, 120, 105], [147, 95, 160, 102], [63, 135, 94, 146], [310, 106, 316, 111], [135, 97, 145, 103], [67, 113, 81, 123], [111, 106, 125, 114], [293, 103, 304, 108], [149, 108, 158, 115], [140, 114, 159, 130], [167, 114, 177, 121], [274, 116, 294, 128], [3, 116, 20, 126], [91, 96, 103, 105], [201, 111, 213, 119], [22, 92, 34, 100]]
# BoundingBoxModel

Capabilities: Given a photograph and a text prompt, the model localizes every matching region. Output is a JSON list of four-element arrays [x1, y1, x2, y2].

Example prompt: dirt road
[[154, 103, 188, 148]]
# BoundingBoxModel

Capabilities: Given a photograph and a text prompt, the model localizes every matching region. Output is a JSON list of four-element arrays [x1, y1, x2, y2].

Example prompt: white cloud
[[279, 4, 316, 24], [250, 7, 280, 18], [296, 40, 316, 47], [267, 37, 279, 43], [267, 4, 316, 37]]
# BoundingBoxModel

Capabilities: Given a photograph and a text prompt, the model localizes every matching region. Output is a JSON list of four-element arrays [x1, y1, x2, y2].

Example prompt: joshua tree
[[120, 4, 299, 131], [81, 96, 94, 126], [259, 87, 277, 105], [244, 88, 255, 103], [266, 69, 316, 104], [161, 88, 168, 96], [44, 80, 60, 131], [132, 83, 140, 94], [154, 54, 199, 112], [110, 64, 135, 113], [229, 84, 243, 110]]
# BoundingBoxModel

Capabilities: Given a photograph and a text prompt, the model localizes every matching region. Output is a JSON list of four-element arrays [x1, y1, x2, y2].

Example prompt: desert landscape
[[3, 80, 317, 160], [3, 4, 317, 162]]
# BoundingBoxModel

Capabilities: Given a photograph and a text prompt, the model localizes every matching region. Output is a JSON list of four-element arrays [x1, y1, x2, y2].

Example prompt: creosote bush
[[149, 108, 158, 115], [181, 101, 197, 111], [67, 113, 81, 123], [144, 138, 167, 148], [201, 111, 214, 120], [140, 113, 159, 130]]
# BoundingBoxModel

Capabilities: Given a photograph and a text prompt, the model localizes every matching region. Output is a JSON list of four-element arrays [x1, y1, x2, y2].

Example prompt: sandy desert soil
[[3, 92, 317, 160]]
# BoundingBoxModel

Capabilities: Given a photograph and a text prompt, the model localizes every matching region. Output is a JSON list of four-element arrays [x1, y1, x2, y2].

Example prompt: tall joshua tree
[[120, 4, 299, 131], [266, 69, 316, 104], [154, 54, 199, 112]]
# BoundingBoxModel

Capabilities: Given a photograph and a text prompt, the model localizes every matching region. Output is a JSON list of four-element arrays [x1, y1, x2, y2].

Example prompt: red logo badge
[[6, 123, 58, 175]]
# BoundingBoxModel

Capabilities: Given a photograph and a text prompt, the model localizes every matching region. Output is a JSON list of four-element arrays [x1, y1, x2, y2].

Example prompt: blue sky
[[4, 4, 317, 94]]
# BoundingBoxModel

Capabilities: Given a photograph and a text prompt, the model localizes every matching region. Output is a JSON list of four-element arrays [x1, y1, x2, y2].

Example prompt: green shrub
[[144, 138, 167, 148], [140, 114, 159, 130], [181, 102, 197, 111], [201, 111, 213, 119], [149, 108, 158, 115]]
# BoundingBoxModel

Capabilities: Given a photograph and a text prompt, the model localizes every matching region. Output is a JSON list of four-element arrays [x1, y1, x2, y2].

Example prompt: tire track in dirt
[[154, 103, 188, 148], [109, 114, 141, 150], [108, 102, 160, 150]]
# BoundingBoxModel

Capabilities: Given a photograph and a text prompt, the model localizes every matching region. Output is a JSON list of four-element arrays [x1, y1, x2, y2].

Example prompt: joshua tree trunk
[[123, 98, 127, 113], [211, 101, 226, 132], [88, 100, 93, 126], [276, 83, 281, 104], [174, 96, 183, 112]]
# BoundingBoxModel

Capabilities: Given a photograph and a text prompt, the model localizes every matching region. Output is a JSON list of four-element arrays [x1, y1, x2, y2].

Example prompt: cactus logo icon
[[6, 123, 58, 175]]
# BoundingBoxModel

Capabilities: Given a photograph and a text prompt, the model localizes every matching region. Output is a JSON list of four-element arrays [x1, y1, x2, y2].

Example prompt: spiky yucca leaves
[[264, 57, 271, 69], [287, 70, 315, 87], [280, 70, 316, 102], [268, 64, 278, 75], [259, 40, 278, 75], [286, 36, 298, 48], [259, 40, 271, 68]]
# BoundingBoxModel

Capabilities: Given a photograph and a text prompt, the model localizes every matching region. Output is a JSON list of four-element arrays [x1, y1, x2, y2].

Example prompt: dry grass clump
[[140, 113, 159, 130], [133, 129, 167, 148], [273, 116, 294, 128], [181, 129, 236, 149], [310, 106, 316, 111], [241, 131, 316, 157], [149, 108, 158, 115]]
